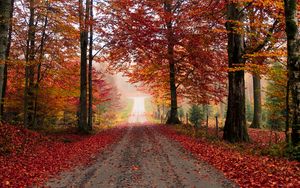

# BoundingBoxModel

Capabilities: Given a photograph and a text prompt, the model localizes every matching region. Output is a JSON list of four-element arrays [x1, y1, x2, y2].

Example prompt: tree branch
[[245, 19, 279, 55], [175, 68, 194, 89]]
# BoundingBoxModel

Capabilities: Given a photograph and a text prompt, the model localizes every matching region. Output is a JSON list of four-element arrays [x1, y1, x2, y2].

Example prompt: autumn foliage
[[99, 0, 227, 105], [0, 0, 299, 186]]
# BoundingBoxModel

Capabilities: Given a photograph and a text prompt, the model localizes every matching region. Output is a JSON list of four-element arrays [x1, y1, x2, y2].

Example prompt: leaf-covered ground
[[1, 123, 298, 187], [159, 126, 300, 187], [202, 126, 286, 154], [0, 124, 125, 187], [46, 124, 236, 188], [202, 126, 285, 146]]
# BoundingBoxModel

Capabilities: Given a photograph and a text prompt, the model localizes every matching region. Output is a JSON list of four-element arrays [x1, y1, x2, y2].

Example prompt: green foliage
[[118, 98, 134, 122], [246, 98, 253, 122], [287, 145, 300, 161], [261, 108, 268, 123], [291, 146, 300, 161], [199, 104, 212, 120], [258, 141, 300, 161], [178, 107, 184, 121], [94, 98, 132, 126], [188, 105, 204, 127], [144, 97, 153, 113], [260, 144, 285, 157], [265, 62, 289, 131]]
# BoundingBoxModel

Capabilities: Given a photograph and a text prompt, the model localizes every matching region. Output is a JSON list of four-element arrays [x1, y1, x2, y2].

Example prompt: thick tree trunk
[[164, 0, 180, 125], [223, 2, 249, 142], [250, 73, 262, 128], [0, 0, 12, 121], [78, 0, 90, 132], [284, 0, 300, 146], [1, 0, 14, 120], [24, 0, 36, 128], [87, 0, 93, 131], [166, 60, 180, 124]]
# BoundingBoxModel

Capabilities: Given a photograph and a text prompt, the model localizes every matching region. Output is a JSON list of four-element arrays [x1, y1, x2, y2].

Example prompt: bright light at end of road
[[128, 96, 147, 123]]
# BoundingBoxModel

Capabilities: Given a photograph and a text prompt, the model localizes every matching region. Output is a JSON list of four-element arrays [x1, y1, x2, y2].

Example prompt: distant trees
[[250, 73, 262, 129], [246, 98, 253, 123]]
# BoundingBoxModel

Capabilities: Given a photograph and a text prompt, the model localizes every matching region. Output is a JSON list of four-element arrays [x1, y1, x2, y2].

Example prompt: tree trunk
[[223, 2, 249, 142], [33, 5, 48, 127], [250, 73, 262, 128], [0, 0, 12, 121], [87, 0, 93, 131], [1, 0, 14, 121], [156, 105, 161, 119], [286, 78, 291, 143], [24, 0, 36, 128], [206, 114, 208, 135], [215, 116, 219, 137], [284, 0, 300, 146], [78, 0, 90, 132], [164, 0, 180, 125]]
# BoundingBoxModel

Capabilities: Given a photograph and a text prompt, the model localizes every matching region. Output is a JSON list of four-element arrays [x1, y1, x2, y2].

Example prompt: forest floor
[[0, 123, 126, 187], [1, 123, 300, 187], [45, 123, 300, 188], [46, 124, 236, 188]]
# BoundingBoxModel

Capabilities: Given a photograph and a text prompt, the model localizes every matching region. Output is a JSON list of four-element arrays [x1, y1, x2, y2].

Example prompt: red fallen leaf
[[131, 165, 139, 171]]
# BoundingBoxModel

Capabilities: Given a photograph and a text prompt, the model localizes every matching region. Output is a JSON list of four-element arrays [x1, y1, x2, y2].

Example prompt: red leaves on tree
[[99, 0, 227, 105]]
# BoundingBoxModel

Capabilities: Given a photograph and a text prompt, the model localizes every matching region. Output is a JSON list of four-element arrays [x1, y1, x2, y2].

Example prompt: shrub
[[188, 105, 204, 127]]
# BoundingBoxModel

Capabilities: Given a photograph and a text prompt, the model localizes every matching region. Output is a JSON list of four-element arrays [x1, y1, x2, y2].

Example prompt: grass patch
[[118, 98, 134, 123], [170, 124, 294, 159]]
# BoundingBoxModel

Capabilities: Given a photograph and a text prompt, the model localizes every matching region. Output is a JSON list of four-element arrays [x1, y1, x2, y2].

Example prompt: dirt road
[[46, 125, 236, 188]]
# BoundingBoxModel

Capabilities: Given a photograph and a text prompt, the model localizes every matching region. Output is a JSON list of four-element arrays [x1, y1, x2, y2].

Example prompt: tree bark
[[24, 0, 36, 128], [87, 0, 93, 131], [33, 4, 48, 127], [0, 0, 12, 121], [1, 0, 14, 121], [223, 2, 249, 142], [250, 73, 262, 128], [78, 0, 90, 132], [284, 0, 300, 146], [164, 0, 180, 125], [286, 78, 291, 143]]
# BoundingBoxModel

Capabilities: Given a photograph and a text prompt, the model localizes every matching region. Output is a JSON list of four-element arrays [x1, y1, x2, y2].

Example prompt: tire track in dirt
[[46, 124, 237, 188]]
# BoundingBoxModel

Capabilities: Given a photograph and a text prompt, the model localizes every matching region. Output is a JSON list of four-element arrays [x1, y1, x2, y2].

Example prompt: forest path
[[46, 124, 237, 188]]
